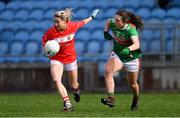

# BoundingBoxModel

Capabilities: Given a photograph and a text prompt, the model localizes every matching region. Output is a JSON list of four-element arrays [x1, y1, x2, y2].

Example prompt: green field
[[0, 92, 180, 117]]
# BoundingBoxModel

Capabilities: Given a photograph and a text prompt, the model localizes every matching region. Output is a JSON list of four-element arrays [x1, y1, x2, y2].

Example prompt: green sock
[[133, 93, 139, 99], [108, 92, 114, 98]]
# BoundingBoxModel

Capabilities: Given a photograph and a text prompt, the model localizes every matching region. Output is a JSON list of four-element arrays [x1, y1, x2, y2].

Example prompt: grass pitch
[[0, 92, 180, 117]]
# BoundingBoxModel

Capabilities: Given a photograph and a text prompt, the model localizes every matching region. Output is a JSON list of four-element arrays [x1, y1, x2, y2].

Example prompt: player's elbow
[[136, 43, 140, 49]]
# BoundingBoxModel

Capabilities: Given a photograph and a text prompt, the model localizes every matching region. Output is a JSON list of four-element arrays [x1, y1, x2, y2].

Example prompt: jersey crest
[[53, 34, 75, 43]]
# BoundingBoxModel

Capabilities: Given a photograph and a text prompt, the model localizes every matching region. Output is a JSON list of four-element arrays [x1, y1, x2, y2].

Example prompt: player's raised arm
[[104, 20, 113, 40], [82, 9, 100, 24]]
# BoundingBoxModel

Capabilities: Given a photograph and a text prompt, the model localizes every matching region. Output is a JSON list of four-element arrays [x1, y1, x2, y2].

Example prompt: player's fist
[[91, 9, 99, 19], [44, 51, 56, 57], [120, 47, 130, 56]]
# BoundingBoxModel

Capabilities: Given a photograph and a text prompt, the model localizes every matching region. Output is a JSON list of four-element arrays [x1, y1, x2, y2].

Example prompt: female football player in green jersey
[[101, 9, 143, 111]]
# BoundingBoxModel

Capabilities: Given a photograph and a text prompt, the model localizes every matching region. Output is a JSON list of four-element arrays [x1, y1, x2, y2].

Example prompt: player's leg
[[50, 60, 73, 112], [65, 60, 81, 102], [101, 52, 123, 107], [126, 71, 139, 110], [124, 59, 140, 111]]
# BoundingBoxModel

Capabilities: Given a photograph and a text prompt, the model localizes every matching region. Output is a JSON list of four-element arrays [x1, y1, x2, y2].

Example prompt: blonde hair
[[54, 8, 72, 22]]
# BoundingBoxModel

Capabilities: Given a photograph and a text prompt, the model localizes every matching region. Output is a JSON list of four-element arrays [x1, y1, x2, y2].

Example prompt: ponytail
[[127, 11, 144, 31], [64, 8, 73, 21]]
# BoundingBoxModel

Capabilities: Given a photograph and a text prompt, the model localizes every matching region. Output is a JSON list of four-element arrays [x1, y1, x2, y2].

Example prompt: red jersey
[[42, 21, 85, 64]]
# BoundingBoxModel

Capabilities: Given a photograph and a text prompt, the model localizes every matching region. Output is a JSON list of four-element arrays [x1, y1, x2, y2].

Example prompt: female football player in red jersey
[[42, 8, 99, 112], [101, 9, 143, 111]]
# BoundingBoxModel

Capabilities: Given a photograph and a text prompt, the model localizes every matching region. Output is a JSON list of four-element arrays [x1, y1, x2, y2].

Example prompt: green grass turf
[[0, 92, 180, 117]]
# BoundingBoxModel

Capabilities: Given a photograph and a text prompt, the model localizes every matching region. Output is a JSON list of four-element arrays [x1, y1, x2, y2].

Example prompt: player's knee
[[105, 65, 113, 76], [53, 79, 62, 85], [130, 83, 137, 89]]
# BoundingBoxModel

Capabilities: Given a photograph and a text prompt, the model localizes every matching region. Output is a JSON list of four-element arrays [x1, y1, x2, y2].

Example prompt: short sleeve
[[129, 27, 138, 37]]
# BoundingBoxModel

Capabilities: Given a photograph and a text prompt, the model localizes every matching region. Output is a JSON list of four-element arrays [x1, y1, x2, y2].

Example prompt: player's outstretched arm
[[83, 9, 100, 24], [104, 20, 113, 40]]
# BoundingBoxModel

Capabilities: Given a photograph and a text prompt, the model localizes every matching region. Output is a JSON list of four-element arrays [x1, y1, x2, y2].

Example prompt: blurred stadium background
[[0, 0, 180, 92]]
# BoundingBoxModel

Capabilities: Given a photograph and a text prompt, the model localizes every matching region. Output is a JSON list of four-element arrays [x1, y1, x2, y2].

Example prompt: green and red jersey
[[108, 18, 142, 62]]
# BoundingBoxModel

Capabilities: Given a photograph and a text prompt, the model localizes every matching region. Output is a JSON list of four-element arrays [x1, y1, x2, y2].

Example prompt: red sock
[[63, 96, 70, 103]]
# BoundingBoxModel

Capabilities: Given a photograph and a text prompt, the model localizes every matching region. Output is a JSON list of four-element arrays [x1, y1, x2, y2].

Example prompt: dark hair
[[116, 9, 144, 31]]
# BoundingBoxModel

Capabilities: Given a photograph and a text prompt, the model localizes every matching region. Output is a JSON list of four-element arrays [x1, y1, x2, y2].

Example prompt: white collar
[[119, 24, 128, 30]]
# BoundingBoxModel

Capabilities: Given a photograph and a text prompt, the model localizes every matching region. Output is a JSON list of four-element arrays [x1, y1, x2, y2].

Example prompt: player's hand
[[104, 31, 113, 40], [120, 47, 130, 56], [91, 9, 99, 19], [44, 51, 56, 57]]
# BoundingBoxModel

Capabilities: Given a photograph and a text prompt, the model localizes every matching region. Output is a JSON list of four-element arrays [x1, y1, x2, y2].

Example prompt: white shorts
[[110, 51, 140, 72], [50, 60, 78, 71]]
